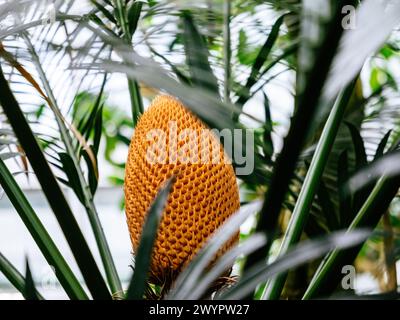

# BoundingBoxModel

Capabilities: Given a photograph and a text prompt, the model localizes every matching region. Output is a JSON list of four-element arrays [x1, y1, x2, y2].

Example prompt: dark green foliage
[[0, 0, 399, 301]]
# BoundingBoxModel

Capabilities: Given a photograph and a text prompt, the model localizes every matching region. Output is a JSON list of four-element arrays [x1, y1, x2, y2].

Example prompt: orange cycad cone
[[124, 95, 240, 286]]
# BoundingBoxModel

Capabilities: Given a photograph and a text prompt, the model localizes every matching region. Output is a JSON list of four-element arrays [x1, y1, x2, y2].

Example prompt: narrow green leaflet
[[303, 175, 400, 299], [220, 230, 370, 300], [126, 177, 175, 300], [0, 65, 111, 300], [0, 158, 88, 299], [167, 201, 262, 300], [237, 14, 287, 107], [0, 253, 43, 300], [182, 11, 220, 96]]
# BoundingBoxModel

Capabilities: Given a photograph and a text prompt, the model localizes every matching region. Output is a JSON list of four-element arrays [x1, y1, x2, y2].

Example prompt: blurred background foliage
[[0, 0, 399, 300]]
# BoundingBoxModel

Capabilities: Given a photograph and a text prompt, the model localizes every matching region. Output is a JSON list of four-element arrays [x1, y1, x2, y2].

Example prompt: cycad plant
[[0, 0, 399, 300]]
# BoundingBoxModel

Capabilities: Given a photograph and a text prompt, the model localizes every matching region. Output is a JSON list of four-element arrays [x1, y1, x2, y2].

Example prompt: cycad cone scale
[[124, 95, 240, 285]]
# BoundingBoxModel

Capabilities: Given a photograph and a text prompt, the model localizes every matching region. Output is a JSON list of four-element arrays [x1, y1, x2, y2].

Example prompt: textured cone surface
[[124, 95, 240, 285]]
